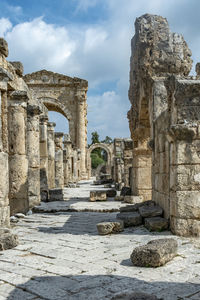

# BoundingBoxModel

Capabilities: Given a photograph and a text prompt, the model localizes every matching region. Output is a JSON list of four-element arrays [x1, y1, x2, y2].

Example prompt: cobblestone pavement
[[0, 181, 200, 300]]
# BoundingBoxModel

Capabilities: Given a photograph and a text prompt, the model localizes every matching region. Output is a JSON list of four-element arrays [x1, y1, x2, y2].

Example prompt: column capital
[[47, 122, 56, 129], [40, 115, 49, 124], [27, 104, 42, 117], [10, 90, 29, 102]]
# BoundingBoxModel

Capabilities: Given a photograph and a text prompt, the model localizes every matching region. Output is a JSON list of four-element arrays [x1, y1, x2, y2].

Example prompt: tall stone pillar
[[40, 116, 49, 201], [55, 132, 64, 188], [76, 90, 87, 178], [63, 134, 71, 186], [8, 91, 28, 215], [47, 122, 56, 189], [27, 105, 41, 208], [0, 68, 10, 227]]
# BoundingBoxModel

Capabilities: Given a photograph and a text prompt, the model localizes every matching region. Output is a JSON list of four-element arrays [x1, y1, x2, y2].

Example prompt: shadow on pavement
[[6, 274, 200, 300]]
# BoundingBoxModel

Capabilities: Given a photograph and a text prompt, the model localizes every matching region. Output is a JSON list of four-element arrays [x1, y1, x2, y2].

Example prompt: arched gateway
[[87, 143, 113, 178], [24, 70, 88, 178]]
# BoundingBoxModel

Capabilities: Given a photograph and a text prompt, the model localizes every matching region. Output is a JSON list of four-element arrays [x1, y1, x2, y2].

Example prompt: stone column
[[55, 132, 64, 188], [131, 128, 152, 201], [40, 115, 49, 201], [27, 104, 41, 208], [76, 89, 87, 178], [47, 122, 56, 189], [0, 67, 11, 227], [8, 91, 28, 215]]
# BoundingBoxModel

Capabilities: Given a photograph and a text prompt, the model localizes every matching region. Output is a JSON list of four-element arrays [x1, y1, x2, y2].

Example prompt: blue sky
[[1, 0, 200, 143]]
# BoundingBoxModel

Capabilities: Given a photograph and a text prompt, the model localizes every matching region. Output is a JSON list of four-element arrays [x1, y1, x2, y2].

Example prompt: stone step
[[117, 212, 142, 227], [120, 200, 155, 213], [145, 217, 168, 232], [138, 205, 163, 218]]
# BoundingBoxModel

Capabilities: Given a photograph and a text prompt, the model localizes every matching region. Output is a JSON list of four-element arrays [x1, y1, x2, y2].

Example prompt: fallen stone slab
[[120, 186, 131, 196], [114, 196, 124, 201], [0, 232, 19, 251], [120, 200, 155, 213], [49, 189, 64, 201], [124, 195, 143, 204], [97, 221, 124, 235], [90, 190, 107, 201], [117, 212, 142, 227], [130, 238, 178, 267], [106, 189, 117, 198], [139, 205, 163, 218], [145, 217, 168, 232], [111, 292, 161, 300]]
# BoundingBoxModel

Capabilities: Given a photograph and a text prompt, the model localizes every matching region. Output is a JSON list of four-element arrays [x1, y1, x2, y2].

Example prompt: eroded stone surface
[[117, 212, 142, 227], [130, 238, 178, 267], [90, 191, 107, 202], [145, 217, 168, 232], [97, 221, 124, 235], [139, 206, 163, 218]]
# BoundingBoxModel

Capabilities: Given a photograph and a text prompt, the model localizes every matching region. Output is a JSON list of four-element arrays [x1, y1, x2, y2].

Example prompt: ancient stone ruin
[[0, 38, 88, 248], [128, 14, 200, 236]]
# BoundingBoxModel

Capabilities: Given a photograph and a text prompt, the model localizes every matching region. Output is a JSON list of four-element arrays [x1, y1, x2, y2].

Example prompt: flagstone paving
[[0, 181, 200, 299]]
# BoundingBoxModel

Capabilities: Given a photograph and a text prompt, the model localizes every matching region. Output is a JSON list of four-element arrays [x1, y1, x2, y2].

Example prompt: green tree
[[91, 131, 100, 144], [91, 153, 104, 169], [101, 136, 113, 144]]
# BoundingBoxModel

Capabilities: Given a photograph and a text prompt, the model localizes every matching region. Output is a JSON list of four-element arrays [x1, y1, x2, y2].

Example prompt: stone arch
[[24, 69, 88, 178], [87, 143, 113, 178]]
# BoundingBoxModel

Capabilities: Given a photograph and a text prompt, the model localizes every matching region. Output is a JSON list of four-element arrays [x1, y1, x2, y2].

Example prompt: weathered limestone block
[[130, 238, 178, 267], [0, 231, 18, 251], [10, 61, 23, 77], [145, 217, 168, 232], [49, 189, 64, 201], [0, 38, 8, 57], [139, 205, 163, 218], [124, 195, 143, 204], [9, 154, 28, 214], [28, 168, 40, 208], [90, 191, 107, 202], [111, 292, 161, 300], [117, 212, 142, 227], [171, 217, 200, 237], [120, 200, 155, 213], [196, 63, 200, 76], [0, 207, 10, 228], [106, 189, 117, 198], [96, 221, 124, 235]]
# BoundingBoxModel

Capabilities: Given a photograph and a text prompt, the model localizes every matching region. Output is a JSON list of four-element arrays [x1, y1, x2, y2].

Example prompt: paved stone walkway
[[0, 181, 200, 299]]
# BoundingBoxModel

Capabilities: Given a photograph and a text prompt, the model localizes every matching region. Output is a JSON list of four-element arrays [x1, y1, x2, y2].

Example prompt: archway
[[24, 69, 88, 178], [87, 143, 113, 179]]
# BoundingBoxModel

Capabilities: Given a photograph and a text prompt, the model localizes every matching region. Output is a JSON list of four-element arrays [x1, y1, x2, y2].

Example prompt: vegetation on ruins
[[90, 131, 112, 169]]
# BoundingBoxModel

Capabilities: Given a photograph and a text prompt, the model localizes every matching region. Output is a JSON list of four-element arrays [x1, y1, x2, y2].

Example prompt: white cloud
[[5, 17, 76, 72], [0, 18, 12, 37]]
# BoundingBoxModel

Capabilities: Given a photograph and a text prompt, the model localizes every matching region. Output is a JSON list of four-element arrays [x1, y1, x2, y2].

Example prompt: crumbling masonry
[[128, 14, 200, 236], [0, 38, 88, 248]]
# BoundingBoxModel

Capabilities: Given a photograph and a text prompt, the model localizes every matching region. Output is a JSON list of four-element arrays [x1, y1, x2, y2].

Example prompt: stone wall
[[128, 14, 200, 236]]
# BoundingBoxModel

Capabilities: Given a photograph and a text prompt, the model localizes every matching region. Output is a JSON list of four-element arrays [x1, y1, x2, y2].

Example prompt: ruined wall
[[128, 14, 200, 236]]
